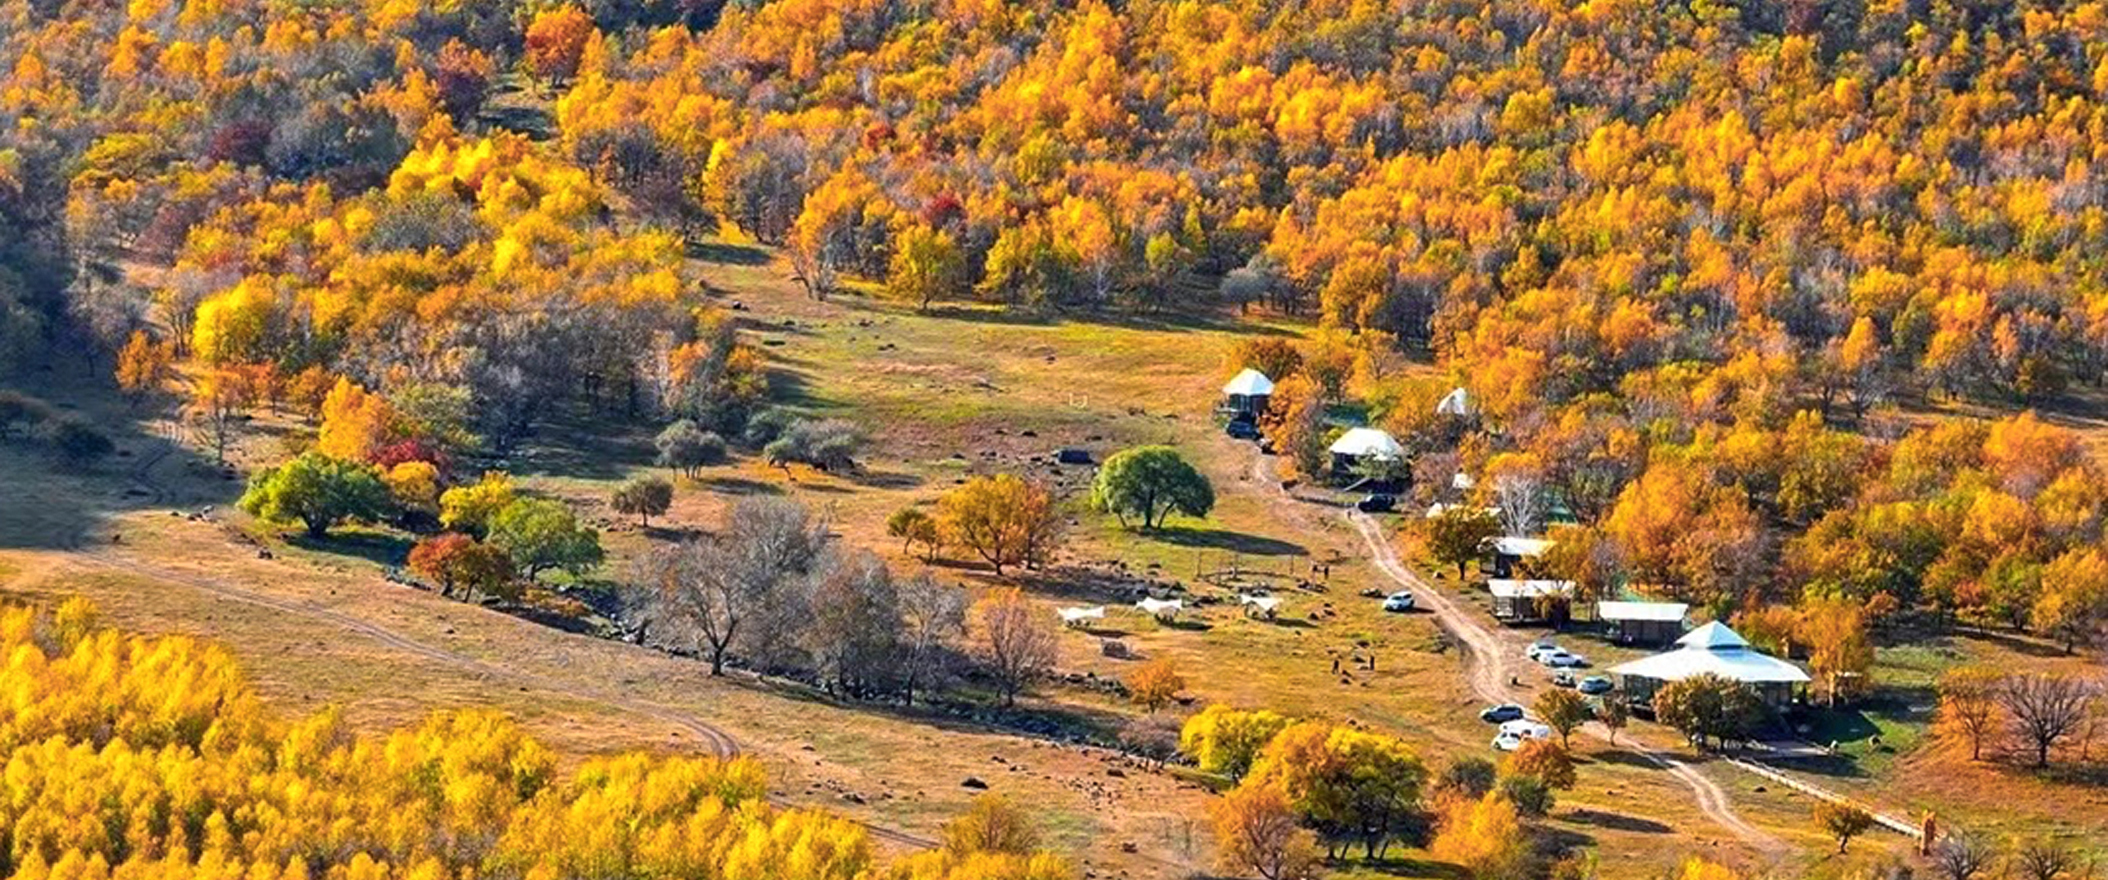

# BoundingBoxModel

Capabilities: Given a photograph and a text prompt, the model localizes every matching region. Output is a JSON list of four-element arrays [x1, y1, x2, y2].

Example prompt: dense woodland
[[0, 599, 1071, 880], [4, 0, 2108, 874]]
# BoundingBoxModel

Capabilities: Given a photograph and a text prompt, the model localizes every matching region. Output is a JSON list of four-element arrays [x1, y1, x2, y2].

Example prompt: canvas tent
[[1599, 601, 1688, 646], [1488, 579, 1575, 624], [1435, 387, 1472, 417], [1483, 535, 1553, 578], [1327, 427, 1405, 473], [1610, 621, 1810, 710], [1221, 369, 1275, 416]]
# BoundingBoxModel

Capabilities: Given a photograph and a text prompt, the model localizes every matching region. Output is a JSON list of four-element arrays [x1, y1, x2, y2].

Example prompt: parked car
[[1478, 703, 1525, 723], [1498, 719, 1555, 743], [1491, 731, 1527, 751], [1542, 650, 1589, 668], [1355, 493, 1398, 513], [1552, 669, 1576, 688], [1577, 676, 1614, 695], [1381, 591, 1415, 612], [1225, 419, 1260, 440], [1524, 640, 1560, 662]]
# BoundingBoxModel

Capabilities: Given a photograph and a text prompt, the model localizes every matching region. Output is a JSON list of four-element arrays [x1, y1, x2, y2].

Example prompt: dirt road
[[1344, 510, 1784, 852]]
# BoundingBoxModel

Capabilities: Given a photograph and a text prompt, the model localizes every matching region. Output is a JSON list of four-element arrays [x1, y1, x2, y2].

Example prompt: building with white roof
[[1488, 579, 1575, 624], [1599, 601, 1689, 646], [1221, 369, 1274, 416], [1610, 621, 1810, 710], [1327, 427, 1405, 473], [1483, 535, 1553, 578], [1435, 386, 1473, 417]]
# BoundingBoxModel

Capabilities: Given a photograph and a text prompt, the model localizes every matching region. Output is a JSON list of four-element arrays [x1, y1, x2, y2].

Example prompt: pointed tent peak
[[1328, 427, 1405, 459], [1223, 368, 1275, 396], [1436, 386, 1472, 416], [1677, 621, 1750, 651]]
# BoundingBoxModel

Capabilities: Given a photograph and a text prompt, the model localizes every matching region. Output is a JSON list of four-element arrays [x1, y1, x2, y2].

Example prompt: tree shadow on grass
[[687, 240, 771, 266], [0, 366, 238, 551], [1767, 752, 1871, 779], [1591, 748, 1674, 771], [1144, 525, 1306, 557], [1952, 627, 2070, 659], [693, 474, 785, 496], [284, 529, 414, 568], [1561, 808, 1673, 834], [730, 673, 1132, 745], [847, 468, 924, 490], [1344, 857, 1468, 880], [501, 407, 656, 482]]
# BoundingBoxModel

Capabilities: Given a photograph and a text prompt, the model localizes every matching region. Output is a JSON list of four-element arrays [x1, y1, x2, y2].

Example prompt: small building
[[1221, 369, 1275, 417], [1599, 601, 1689, 647], [1327, 427, 1405, 474], [1436, 386, 1473, 417], [1610, 621, 1810, 712], [1483, 535, 1553, 578], [1488, 579, 1575, 624]]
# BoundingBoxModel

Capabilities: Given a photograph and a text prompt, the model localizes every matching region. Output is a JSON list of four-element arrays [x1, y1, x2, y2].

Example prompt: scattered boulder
[[961, 777, 988, 790]]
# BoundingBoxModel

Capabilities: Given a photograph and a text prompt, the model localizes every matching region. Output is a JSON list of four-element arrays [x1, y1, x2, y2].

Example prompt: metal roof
[[1598, 601, 1690, 623]]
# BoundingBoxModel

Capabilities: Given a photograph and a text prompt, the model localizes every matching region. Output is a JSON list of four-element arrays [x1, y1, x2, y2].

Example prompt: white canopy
[[1057, 606, 1106, 626], [1490, 536, 1553, 558], [1136, 598, 1184, 619], [1599, 601, 1689, 623], [1610, 622, 1810, 684], [1436, 386, 1472, 416], [1222, 369, 1275, 397], [1487, 579, 1574, 599], [1328, 427, 1404, 460]]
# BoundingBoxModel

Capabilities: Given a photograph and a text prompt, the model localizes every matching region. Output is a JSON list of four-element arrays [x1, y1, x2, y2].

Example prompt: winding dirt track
[[1345, 509, 1785, 852]]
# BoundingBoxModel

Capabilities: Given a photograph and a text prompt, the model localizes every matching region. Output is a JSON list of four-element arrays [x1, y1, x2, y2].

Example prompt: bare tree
[[973, 587, 1057, 707], [2000, 672, 2097, 768], [650, 498, 828, 676], [1932, 833, 1995, 880], [804, 549, 899, 696], [897, 571, 965, 705], [1493, 468, 1545, 538], [2013, 838, 2078, 880]]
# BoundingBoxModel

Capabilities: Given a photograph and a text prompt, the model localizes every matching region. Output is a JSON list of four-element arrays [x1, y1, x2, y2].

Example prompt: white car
[[1524, 640, 1559, 662], [1382, 591, 1415, 612], [1499, 719, 1554, 741], [1491, 731, 1526, 751], [1542, 649, 1589, 668]]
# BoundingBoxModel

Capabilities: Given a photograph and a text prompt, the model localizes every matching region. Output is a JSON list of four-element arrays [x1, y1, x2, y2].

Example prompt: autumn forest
[[4, 0, 2108, 876]]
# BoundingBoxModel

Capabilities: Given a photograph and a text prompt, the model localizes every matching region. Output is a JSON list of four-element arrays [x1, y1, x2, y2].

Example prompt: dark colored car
[[1226, 419, 1260, 440], [1355, 493, 1397, 513], [1478, 703, 1525, 723]]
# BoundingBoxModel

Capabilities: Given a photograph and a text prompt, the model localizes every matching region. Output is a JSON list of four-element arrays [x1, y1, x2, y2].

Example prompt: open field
[[6, 242, 2107, 878]]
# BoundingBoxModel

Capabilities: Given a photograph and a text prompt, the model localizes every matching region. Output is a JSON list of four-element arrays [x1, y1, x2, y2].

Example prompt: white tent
[[1490, 536, 1553, 558], [1222, 369, 1275, 397], [1610, 622, 1810, 685], [1136, 598, 1184, 621], [1057, 606, 1106, 627], [1599, 601, 1689, 623], [1328, 427, 1404, 460], [1435, 386, 1472, 417]]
